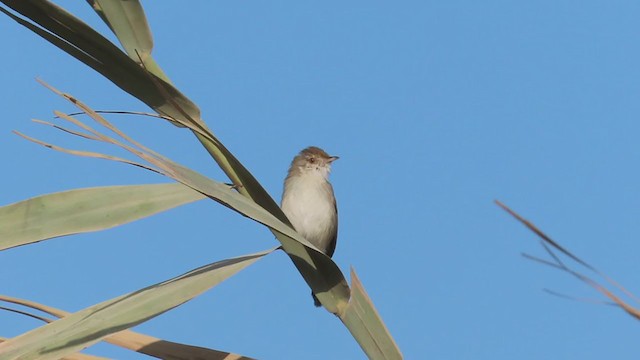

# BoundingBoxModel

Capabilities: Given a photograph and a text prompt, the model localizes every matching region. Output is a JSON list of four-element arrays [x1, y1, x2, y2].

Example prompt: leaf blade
[[340, 268, 402, 360], [0, 0, 202, 129], [0, 296, 256, 359], [0, 183, 205, 251], [88, 0, 153, 62], [0, 248, 274, 360]]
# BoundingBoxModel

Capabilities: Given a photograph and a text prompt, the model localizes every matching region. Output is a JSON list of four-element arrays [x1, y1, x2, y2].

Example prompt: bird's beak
[[328, 156, 339, 163]]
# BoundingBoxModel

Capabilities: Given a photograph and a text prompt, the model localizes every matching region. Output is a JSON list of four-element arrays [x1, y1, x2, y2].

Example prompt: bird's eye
[[308, 157, 316, 164]]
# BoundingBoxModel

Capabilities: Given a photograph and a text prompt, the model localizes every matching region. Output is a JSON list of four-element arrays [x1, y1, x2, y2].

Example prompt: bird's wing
[[326, 194, 338, 258]]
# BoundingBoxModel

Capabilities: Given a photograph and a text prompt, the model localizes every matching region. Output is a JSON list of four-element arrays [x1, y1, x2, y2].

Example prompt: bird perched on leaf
[[281, 146, 339, 307]]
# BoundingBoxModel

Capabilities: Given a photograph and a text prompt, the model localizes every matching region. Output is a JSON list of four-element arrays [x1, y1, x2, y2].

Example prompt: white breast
[[281, 172, 337, 253]]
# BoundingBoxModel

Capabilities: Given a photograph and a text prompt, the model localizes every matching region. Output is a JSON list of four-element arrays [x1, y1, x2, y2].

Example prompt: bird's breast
[[281, 175, 337, 252]]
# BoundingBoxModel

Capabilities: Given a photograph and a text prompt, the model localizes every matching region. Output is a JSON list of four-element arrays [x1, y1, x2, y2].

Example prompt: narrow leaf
[[88, 0, 152, 62], [0, 295, 255, 360], [106, 332, 256, 360], [495, 200, 595, 270], [0, 248, 274, 360], [87, 0, 171, 83], [0, 183, 205, 251], [0, 0, 203, 129], [0, 339, 107, 360], [340, 268, 402, 360], [498, 200, 640, 323]]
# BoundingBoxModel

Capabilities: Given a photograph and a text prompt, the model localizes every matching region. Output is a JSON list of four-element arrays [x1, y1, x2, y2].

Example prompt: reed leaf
[[0, 248, 274, 360], [0, 183, 205, 251]]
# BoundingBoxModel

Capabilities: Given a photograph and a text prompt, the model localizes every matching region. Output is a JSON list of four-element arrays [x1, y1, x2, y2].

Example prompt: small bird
[[281, 146, 339, 307]]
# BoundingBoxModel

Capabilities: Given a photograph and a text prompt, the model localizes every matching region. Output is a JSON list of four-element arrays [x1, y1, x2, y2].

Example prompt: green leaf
[[0, 183, 205, 251], [0, 0, 203, 129], [87, 0, 172, 84], [0, 295, 256, 359], [340, 268, 403, 360], [87, 0, 153, 61], [0, 248, 274, 360], [1, 336, 106, 360]]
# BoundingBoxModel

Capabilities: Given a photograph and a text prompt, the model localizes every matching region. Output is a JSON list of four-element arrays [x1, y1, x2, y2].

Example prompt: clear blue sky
[[2, 1, 640, 359]]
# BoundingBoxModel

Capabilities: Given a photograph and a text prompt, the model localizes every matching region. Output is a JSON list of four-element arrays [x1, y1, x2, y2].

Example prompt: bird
[[281, 146, 339, 306]]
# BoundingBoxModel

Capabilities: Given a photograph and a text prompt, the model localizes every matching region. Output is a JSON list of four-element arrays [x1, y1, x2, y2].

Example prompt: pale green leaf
[[0, 0, 203, 129], [0, 295, 255, 359], [88, 0, 153, 61], [1, 338, 108, 360], [0, 248, 274, 360], [0, 183, 205, 251], [340, 268, 403, 360], [87, 0, 171, 83]]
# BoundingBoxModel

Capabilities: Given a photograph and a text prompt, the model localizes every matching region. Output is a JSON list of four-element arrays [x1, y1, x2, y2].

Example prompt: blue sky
[[2, 1, 640, 359]]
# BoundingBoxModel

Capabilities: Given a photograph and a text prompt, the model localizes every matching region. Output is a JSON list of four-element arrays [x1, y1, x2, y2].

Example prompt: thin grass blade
[[498, 200, 640, 323]]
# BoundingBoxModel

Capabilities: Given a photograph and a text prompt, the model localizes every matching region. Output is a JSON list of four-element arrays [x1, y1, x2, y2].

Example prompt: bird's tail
[[312, 291, 322, 307]]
